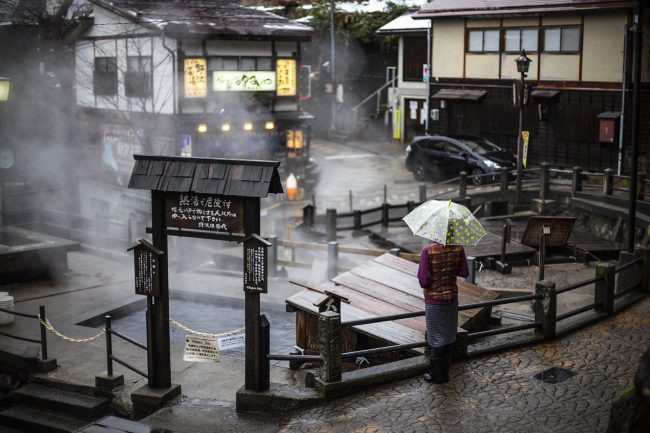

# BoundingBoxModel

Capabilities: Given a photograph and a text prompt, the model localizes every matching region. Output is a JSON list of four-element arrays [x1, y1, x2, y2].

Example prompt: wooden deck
[[286, 253, 499, 356]]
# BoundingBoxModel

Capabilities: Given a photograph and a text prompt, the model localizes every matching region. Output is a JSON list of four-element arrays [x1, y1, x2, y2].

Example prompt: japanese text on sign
[[244, 245, 267, 293], [184, 59, 207, 98], [134, 249, 158, 296], [166, 193, 244, 233], [217, 333, 245, 350], [276, 59, 297, 96], [213, 71, 276, 92], [183, 336, 220, 362]]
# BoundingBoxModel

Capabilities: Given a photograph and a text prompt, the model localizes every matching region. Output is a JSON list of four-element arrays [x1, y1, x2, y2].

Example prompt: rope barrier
[[169, 318, 244, 338], [38, 315, 106, 343]]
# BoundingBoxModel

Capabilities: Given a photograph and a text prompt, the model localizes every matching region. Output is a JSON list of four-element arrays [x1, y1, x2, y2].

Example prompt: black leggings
[[432, 343, 452, 357]]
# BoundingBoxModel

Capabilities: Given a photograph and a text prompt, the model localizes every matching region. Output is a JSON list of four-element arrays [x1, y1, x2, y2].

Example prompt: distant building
[[73, 0, 312, 240], [379, 0, 648, 171]]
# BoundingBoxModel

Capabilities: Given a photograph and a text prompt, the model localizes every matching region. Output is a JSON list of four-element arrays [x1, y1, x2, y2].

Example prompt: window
[[207, 56, 272, 71], [447, 143, 465, 155], [93, 57, 117, 96], [403, 35, 427, 82], [125, 56, 152, 98], [468, 29, 500, 52], [544, 27, 580, 52], [505, 28, 538, 52]]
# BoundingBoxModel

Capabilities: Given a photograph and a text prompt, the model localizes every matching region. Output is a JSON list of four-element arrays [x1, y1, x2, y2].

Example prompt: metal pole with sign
[[522, 131, 530, 168]]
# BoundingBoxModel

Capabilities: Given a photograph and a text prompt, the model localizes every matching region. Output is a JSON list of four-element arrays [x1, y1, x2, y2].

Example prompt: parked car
[[405, 134, 516, 185]]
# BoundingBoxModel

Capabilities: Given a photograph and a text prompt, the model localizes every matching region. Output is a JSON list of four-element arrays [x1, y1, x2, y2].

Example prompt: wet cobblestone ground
[[275, 298, 650, 433]]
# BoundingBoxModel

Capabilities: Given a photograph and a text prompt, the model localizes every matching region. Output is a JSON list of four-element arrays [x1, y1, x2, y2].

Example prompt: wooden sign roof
[[127, 155, 283, 198]]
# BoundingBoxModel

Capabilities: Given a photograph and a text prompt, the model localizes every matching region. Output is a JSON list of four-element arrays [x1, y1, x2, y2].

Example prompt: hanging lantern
[[286, 173, 297, 201]]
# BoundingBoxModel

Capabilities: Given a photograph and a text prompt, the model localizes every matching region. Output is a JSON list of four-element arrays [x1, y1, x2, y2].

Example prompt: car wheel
[[470, 167, 484, 186], [413, 163, 427, 181]]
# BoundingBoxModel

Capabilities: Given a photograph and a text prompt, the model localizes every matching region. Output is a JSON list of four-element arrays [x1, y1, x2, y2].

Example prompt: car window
[[447, 144, 464, 155], [458, 137, 502, 155], [418, 140, 446, 151]]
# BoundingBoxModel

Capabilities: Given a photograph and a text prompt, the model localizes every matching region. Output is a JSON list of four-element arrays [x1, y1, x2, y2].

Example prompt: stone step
[[12, 383, 109, 421], [0, 406, 89, 433]]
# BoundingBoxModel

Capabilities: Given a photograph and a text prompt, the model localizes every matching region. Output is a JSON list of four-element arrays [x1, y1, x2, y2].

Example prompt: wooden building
[[379, 0, 648, 171]]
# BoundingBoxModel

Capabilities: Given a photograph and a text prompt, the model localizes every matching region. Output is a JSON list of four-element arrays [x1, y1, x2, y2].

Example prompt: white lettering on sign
[[217, 333, 245, 351], [183, 336, 220, 363]]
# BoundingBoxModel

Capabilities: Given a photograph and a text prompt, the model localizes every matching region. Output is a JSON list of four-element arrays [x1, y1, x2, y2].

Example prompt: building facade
[[381, 0, 648, 172]]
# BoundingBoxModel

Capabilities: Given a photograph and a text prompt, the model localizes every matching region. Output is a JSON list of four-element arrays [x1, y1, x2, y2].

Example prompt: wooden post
[[39, 305, 47, 361], [638, 247, 650, 293], [353, 210, 362, 231], [348, 190, 353, 212], [637, 174, 646, 200], [617, 250, 637, 293], [326, 208, 337, 243], [302, 204, 315, 228], [150, 190, 171, 388], [539, 162, 549, 201], [534, 280, 556, 339], [146, 296, 154, 387], [318, 311, 342, 383], [259, 315, 270, 391], [594, 262, 616, 315], [572, 166, 583, 194], [452, 328, 468, 362], [603, 168, 614, 195], [406, 200, 416, 212], [244, 197, 262, 391], [500, 167, 509, 198], [327, 241, 339, 279], [383, 184, 387, 204], [419, 184, 427, 203], [538, 227, 547, 281], [389, 247, 401, 256], [459, 171, 467, 198], [381, 203, 389, 227]]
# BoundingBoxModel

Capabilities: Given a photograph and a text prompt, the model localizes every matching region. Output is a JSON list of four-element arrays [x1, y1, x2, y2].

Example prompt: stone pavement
[[143, 297, 650, 433]]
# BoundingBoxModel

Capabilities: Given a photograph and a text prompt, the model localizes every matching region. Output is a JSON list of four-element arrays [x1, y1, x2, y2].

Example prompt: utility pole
[[329, 0, 336, 132]]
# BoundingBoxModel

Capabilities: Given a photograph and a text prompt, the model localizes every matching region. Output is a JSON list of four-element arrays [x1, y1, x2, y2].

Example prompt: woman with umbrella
[[403, 200, 485, 384]]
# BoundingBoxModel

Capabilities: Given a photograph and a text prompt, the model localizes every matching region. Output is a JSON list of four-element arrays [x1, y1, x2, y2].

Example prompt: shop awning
[[431, 89, 486, 101]]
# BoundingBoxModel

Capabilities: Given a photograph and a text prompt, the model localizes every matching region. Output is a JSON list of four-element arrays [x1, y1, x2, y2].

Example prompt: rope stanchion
[[169, 318, 244, 338], [38, 315, 106, 343]]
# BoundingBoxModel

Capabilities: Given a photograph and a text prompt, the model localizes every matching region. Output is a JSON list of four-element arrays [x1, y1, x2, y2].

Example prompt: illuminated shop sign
[[276, 59, 296, 96], [213, 71, 276, 92], [184, 59, 207, 98]]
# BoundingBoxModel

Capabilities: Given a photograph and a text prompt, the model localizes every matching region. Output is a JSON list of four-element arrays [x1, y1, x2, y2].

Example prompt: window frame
[[125, 55, 153, 98], [467, 28, 501, 53], [543, 26, 581, 54], [503, 27, 539, 53], [93, 56, 118, 96], [402, 35, 427, 82]]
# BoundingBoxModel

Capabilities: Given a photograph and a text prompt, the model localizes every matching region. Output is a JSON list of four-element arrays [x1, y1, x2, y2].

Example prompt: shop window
[[125, 56, 152, 98], [505, 28, 538, 52], [403, 35, 427, 82], [93, 57, 117, 96], [544, 27, 580, 52], [468, 29, 500, 52]]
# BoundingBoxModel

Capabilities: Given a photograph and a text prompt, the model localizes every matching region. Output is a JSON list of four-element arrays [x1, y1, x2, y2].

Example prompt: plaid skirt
[[425, 299, 458, 348]]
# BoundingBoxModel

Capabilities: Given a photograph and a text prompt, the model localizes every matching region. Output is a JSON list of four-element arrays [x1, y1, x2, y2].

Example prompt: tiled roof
[[90, 0, 313, 39], [127, 155, 284, 198], [415, 0, 633, 18]]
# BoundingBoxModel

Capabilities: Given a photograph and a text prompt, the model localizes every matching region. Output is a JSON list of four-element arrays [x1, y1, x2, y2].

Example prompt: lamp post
[[514, 51, 532, 207], [0, 77, 11, 231]]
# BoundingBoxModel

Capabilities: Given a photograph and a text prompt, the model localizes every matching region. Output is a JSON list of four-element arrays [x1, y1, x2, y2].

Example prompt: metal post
[[603, 168, 614, 195], [329, 0, 337, 132], [327, 241, 339, 279], [348, 190, 353, 212], [383, 184, 387, 204], [628, 0, 642, 253], [465, 256, 476, 284], [515, 71, 525, 207], [538, 227, 547, 281], [105, 315, 113, 376], [539, 162, 549, 201], [268, 235, 278, 277], [534, 280, 556, 339], [419, 184, 427, 203], [39, 305, 47, 360], [302, 205, 314, 228], [500, 167, 509, 198], [353, 210, 362, 231], [595, 263, 616, 315], [639, 247, 650, 293], [459, 171, 467, 198], [319, 311, 342, 382], [326, 208, 337, 242], [637, 174, 645, 200], [572, 166, 583, 194], [381, 202, 389, 227]]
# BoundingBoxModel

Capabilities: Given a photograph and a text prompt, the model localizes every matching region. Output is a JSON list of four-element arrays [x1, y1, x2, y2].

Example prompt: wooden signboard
[[166, 193, 244, 233], [243, 234, 271, 293], [128, 239, 164, 297]]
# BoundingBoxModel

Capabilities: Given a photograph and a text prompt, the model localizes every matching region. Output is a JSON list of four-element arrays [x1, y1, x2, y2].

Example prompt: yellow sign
[[184, 59, 207, 98], [276, 59, 297, 96], [213, 71, 276, 92], [0, 80, 9, 102], [393, 109, 401, 140], [522, 130, 530, 168], [287, 129, 303, 149]]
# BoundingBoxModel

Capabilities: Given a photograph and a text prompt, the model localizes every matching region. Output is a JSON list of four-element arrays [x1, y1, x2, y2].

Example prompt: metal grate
[[533, 367, 576, 384]]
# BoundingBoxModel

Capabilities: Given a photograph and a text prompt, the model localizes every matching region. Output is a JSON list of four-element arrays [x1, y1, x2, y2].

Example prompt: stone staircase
[[0, 382, 110, 433]]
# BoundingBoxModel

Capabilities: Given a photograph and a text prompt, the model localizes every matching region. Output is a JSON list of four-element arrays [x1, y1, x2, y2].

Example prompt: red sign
[[599, 118, 616, 143]]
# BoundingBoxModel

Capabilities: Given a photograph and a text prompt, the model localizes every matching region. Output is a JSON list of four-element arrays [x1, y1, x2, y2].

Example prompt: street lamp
[[514, 50, 532, 207]]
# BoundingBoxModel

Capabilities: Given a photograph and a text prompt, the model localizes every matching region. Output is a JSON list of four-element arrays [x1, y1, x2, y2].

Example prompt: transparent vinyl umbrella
[[402, 199, 486, 246]]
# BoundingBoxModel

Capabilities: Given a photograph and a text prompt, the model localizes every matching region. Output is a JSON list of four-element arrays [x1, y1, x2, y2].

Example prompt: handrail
[[351, 77, 398, 112], [556, 303, 597, 321], [468, 322, 539, 339], [0, 307, 37, 319], [342, 341, 427, 358], [556, 276, 602, 295], [0, 305, 48, 360], [105, 315, 147, 379], [616, 257, 642, 272], [458, 293, 540, 311], [109, 329, 147, 351]]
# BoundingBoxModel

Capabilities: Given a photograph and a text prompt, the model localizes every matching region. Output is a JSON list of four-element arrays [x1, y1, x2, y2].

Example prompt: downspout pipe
[[627, 0, 642, 252]]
